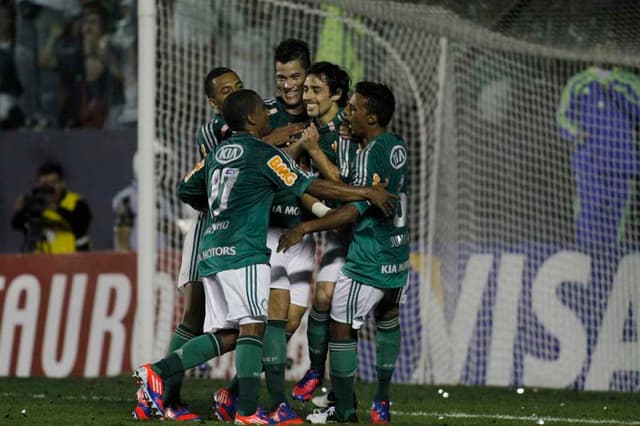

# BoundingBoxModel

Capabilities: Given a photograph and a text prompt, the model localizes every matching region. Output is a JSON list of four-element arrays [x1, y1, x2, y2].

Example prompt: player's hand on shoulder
[[367, 178, 398, 217]]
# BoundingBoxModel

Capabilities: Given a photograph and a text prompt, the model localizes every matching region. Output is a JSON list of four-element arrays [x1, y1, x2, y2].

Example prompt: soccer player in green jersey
[[134, 89, 397, 424], [261, 38, 314, 424], [194, 67, 244, 157], [211, 39, 316, 423], [263, 38, 310, 145], [131, 67, 246, 422], [278, 82, 409, 424], [288, 61, 360, 404]]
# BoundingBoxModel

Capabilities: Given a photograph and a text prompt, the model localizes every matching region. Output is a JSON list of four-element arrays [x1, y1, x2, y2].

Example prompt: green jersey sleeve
[[261, 146, 316, 197], [177, 159, 208, 210], [348, 142, 378, 214], [196, 114, 232, 158]]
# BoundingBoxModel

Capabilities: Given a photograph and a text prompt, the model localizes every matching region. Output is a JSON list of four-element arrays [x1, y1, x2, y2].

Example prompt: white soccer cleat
[[306, 406, 336, 424]]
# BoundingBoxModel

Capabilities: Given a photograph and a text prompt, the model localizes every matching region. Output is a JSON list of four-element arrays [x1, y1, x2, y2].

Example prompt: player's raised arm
[[298, 123, 341, 182], [263, 122, 305, 147]]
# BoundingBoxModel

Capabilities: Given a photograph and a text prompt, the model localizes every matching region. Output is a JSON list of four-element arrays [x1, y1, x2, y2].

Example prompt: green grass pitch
[[0, 376, 638, 425]]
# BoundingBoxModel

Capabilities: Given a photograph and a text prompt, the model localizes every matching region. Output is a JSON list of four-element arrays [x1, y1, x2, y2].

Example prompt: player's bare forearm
[[301, 204, 359, 234], [278, 205, 359, 252], [285, 139, 305, 159], [264, 123, 306, 147], [300, 194, 320, 212], [306, 179, 397, 216], [307, 147, 340, 182], [307, 179, 366, 202]]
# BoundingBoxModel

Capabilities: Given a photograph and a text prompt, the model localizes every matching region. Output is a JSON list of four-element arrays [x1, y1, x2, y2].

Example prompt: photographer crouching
[[11, 161, 92, 253]]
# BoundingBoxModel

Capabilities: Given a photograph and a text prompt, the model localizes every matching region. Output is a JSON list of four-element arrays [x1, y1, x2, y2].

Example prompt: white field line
[[1, 392, 130, 402], [392, 410, 640, 425], [3, 393, 639, 425]]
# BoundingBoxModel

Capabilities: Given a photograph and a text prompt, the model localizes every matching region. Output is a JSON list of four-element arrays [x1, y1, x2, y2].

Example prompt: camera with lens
[[23, 184, 55, 219]]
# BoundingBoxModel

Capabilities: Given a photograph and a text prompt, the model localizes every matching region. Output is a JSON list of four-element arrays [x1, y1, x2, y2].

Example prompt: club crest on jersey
[[390, 145, 407, 169], [268, 155, 298, 186], [215, 144, 244, 164], [372, 173, 381, 185]]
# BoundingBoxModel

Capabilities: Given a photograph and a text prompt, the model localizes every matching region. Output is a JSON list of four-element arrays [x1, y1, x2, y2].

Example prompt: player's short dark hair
[[307, 61, 351, 107], [204, 67, 235, 98], [221, 89, 263, 132], [354, 81, 395, 127], [274, 39, 311, 71], [37, 161, 65, 179]]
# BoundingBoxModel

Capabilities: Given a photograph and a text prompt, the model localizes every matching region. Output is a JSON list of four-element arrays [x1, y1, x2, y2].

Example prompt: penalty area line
[[391, 410, 640, 425]]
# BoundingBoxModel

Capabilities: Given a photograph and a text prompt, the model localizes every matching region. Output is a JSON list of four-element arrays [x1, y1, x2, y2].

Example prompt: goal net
[[146, 0, 640, 391]]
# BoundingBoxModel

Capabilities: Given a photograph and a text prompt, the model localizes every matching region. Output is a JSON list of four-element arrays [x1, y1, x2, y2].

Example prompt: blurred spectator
[[0, 0, 25, 129], [39, 1, 123, 127], [14, 0, 81, 128], [109, 0, 136, 125], [112, 147, 184, 251], [11, 161, 92, 253]]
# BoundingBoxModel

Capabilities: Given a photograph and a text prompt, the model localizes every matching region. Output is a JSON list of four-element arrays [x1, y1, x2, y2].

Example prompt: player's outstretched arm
[[278, 204, 359, 252], [263, 122, 306, 147], [299, 194, 332, 218], [305, 178, 397, 217]]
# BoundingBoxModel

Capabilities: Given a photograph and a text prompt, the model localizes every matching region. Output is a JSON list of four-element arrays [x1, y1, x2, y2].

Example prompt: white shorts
[[316, 231, 349, 283], [177, 213, 206, 290], [331, 270, 404, 330], [267, 227, 315, 307], [201, 264, 270, 333]]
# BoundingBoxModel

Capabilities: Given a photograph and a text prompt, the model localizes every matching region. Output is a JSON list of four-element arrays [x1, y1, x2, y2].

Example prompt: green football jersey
[[265, 96, 309, 128], [196, 113, 231, 159], [265, 96, 310, 229], [314, 110, 344, 168], [342, 132, 410, 289], [178, 132, 315, 276], [312, 112, 360, 209]]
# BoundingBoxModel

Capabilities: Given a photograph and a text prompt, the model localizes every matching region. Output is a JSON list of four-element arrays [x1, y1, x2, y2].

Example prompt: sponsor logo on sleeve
[[215, 144, 244, 164], [390, 145, 407, 169], [183, 159, 205, 182], [268, 155, 298, 186]]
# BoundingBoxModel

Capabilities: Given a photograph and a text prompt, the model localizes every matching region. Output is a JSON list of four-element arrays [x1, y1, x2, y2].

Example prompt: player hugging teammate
[[131, 39, 409, 426]]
